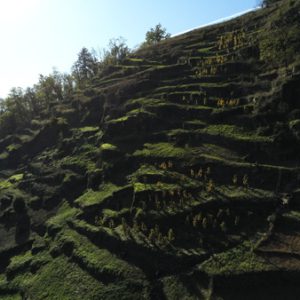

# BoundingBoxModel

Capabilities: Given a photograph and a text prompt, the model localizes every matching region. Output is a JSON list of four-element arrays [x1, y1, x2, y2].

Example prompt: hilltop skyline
[[0, 0, 257, 98]]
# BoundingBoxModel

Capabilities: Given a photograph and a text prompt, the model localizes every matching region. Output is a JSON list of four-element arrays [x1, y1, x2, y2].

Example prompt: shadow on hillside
[[15, 213, 30, 244]]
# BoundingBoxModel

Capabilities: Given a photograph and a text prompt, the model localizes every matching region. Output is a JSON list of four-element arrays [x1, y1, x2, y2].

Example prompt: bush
[[142, 23, 170, 47]]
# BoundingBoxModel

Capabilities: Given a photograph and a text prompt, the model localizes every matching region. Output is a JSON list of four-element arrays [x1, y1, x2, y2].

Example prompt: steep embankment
[[1, 1, 300, 299]]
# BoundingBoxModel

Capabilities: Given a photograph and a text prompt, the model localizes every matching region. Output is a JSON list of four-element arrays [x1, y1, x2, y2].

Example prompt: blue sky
[[0, 0, 258, 98]]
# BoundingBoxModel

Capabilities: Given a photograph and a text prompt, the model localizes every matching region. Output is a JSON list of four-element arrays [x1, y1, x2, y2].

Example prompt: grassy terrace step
[[198, 242, 275, 276], [104, 110, 162, 140], [68, 218, 209, 277], [153, 125, 272, 152], [184, 120, 207, 129], [131, 142, 299, 190], [75, 183, 130, 210], [8, 254, 148, 300], [152, 82, 232, 93], [151, 81, 272, 100], [194, 153, 299, 187], [128, 183, 274, 218], [144, 103, 212, 121], [199, 124, 273, 144], [125, 97, 213, 115], [56, 228, 146, 281]]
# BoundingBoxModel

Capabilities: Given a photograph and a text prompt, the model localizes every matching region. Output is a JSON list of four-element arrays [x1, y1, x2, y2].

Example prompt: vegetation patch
[[59, 154, 97, 173], [62, 228, 145, 279], [47, 201, 79, 229], [133, 142, 189, 159], [6, 144, 21, 152], [78, 126, 99, 133], [200, 242, 274, 275], [201, 124, 273, 143], [75, 183, 123, 208], [0, 173, 24, 190], [101, 143, 118, 151]]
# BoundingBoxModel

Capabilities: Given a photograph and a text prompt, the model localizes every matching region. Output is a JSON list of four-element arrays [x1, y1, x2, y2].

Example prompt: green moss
[[128, 58, 143, 62], [71, 219, 100, 235], [6, 250, 51, 291], [201, 124, 273, 143], [56, 117, 68, 126], [133, 143, 189, 159], [59, 154, 96, 172], [108, 108, 156, 124], [133, 182, 179, 193], [108, 116, 130, 124], [197, 46, 214, 52], [8, 173, 24, 183], [20, 256, 105, 300], [126, 108, 147, 116], [75, 183, 123, 208], [62, 229, 145, 279], [47, 201, 79, 228], [153, 82, 230, 93], [289, 119, 300, 129], [78, 126, 99, 133], [0, 274, 7, 286], [215, 185, 274, 201], [133, 181, 197, 193], [162, 276, 198, 300], [0, 180, 13, 190], [0, 151, 9, 160], [6, 144, 21, 152], [200, 242, 274, 275], [126, 98, 165, 108], [101, 143, 118, 151], [0, 174, 23, 190], [7, 251, 33, 274], [131, 164, 200, 191], [199, 143, 241, 161], [198, 152, 295, 172], [185, 120, 206, 126], [131, 164, 165, 178], [63, 172, 76, 184], [8, 253, 149, 300], [282, 210, 300, 222]]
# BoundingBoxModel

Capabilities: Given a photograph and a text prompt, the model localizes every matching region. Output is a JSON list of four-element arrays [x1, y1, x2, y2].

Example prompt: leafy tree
[[106, 37, 130, 65], [0, 86, 47, 137], [61, 73, 75, 100], [72, 47, 97, 85], [0, 60, 73, 138], [35, 71, 64, 105], [144, 23, 170, 46], [0, 87, 34, 136], [96, 37, 130, 70]]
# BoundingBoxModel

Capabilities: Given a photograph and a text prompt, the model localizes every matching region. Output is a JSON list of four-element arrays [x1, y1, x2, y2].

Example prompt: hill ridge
[[0, 1, 300, 299]]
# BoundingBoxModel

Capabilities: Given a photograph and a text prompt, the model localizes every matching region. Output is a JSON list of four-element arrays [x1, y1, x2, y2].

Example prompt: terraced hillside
[[1, 1, 300, 299]]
